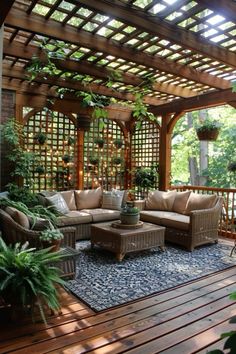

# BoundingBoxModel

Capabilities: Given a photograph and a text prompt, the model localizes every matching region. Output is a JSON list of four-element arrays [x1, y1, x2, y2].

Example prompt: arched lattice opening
[[131, 120, 160, 197], [84, 118, 126, 190], [24, 109, 77, 192]]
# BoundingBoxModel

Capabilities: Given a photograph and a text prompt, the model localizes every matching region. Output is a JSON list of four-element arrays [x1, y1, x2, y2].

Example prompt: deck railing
[[171, 185, 236, 240]]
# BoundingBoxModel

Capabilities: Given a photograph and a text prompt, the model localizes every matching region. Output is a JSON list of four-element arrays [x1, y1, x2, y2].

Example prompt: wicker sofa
[[38, 188, 125, 240], [134, 190, 224, 251]]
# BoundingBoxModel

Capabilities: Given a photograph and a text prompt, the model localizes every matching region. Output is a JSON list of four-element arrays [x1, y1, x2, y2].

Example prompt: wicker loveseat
[[135, 190, 224, 251]]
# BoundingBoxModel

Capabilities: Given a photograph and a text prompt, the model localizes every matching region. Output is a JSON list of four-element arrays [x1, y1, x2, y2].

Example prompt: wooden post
[[159, 114, 172, 191], [77, 129, 84, 190]]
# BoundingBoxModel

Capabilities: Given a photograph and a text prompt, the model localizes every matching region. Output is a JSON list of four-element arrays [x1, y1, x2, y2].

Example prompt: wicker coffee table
[[91, 221, 165, 261]]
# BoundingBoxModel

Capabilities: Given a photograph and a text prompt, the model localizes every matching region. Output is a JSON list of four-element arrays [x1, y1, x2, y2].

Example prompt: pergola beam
[[0, 1, 15, 27], [78, 0, 236, 69], [5, 9, 231, 90], [3, 39, 196, 98], [151, 89, 236, 115], [200, 0, 236, 23], [2, 64, 165, 106]]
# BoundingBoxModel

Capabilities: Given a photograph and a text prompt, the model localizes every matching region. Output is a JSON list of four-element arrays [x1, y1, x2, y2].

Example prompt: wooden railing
[[171, 185, 236, 240]]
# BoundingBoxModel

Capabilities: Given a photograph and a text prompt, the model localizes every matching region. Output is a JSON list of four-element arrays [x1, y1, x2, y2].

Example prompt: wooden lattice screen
[[24, 109, 77, 192], [84, 118, 125, 190], [131, 121, 160, 196]]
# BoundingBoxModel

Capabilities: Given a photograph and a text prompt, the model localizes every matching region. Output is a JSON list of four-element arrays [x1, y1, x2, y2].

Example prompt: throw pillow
[[146, 190, 177, 211], [185, 193, 217, 215], [75, 187, 102, 210], [172, 190, 191, 214], [102, 190, 124, 210], [5, 206, 30, 229], [45, 193, 70, 214], [60, 190, 76, 210], [28, 216, 52, 231]]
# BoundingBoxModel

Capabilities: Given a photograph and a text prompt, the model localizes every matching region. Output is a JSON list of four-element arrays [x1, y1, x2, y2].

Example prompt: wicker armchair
[[0, 209, 77, 279]]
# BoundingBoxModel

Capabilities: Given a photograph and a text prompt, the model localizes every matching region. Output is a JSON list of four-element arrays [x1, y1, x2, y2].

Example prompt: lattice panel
[[24, 109, 77, 192], [84, 119, 125, 190], [131, 121, 160, 196]]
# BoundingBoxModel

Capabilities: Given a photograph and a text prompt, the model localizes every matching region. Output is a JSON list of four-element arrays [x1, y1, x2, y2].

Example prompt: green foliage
[[228, 162, 236, 173], [121, 204, 139, 215], [34, 131, 47, 145], [0, 237, 65, 323], [62, 154, 72, 163], [196, 119, 221, 133], [1, 118, 35, 187], [113, 138, 123, 149], [6, 183, 39, 207], [94, 137, 104, 147], [89, 156, 99, 165], [40, 229, 64, 242], [112, 157, 123, 165], [34, 165, 45, 175], [67, 136, 75, 146], [134, 167, 157, 189]]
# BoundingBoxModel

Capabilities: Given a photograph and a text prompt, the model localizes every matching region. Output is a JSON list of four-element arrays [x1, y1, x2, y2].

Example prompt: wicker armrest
[[59, 227, 76, 249], [133, 200, 146, 211]]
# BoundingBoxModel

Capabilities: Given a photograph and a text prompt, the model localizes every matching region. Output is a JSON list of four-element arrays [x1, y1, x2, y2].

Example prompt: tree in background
[[171, 105, 236, 188]]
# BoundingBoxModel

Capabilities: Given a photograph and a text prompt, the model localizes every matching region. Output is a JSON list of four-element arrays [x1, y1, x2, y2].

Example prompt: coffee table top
[[91, 221, 165, 236]]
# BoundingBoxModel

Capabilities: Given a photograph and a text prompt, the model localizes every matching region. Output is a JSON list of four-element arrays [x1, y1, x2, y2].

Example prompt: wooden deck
[[1, 263, 236, 354]]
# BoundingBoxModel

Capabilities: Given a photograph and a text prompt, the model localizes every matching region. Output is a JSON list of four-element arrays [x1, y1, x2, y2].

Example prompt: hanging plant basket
[[113, 139, 123, 149], [77, 115, 91, 131], [34, 132, 47, 145], [34, 165, 45, 175], [89, 156, 99, 166], [94, 137, 104, 148], [112, 157, 123, 165], [196, 128, 220, 141], [62, 154, 72, 163], [228, 161, 236, 173], [67, 136, 75, 146]]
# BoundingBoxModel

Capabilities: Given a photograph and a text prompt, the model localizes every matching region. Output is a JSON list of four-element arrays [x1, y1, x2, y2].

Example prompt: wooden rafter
[[200, 0, 236, 23], [5, 8, 231, 90], [3, 39, 197, 98], [0, 0, 15, 27], [151, 89, 236, 115], [78, 0, 236, 69], [2, 64, 165, 106]]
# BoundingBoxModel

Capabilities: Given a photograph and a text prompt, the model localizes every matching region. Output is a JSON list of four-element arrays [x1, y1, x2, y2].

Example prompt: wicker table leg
[[230, 241, 236, 257], [116, 252, 125, 262]]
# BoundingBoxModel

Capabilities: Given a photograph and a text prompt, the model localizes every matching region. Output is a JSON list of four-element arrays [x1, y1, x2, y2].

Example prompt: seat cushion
[[145, 190, 176, 211], [140, 210, 167, 224], [75, 187, 102, 210], [56, 211, 92, 227], [172, 190, 191, 214], [60, 190, 76, 210], [5, 206, 30, 229], [45, 193, 70, 214], [81, 208, 120, 223], [140, 210, 190, 231], [185, 193, 217, 215]]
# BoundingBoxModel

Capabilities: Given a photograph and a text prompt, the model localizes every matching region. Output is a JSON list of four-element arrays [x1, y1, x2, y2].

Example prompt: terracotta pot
[[42, 239, 61, 252]]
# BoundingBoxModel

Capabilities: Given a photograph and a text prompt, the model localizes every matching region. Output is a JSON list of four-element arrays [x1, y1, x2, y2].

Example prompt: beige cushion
[[185, 193, 217, 215], [172, 190, 191, 214], [5, 206, 30, 229], [60, 190, 76, 211], [56, 211, 92, 227], [75, 187, 102, 210], [140, 210, 190, 231], [102, 190, 124, 210], [45, 193, 70, 214], [81, 208, 120, 223], [146, 190, 176, 211]]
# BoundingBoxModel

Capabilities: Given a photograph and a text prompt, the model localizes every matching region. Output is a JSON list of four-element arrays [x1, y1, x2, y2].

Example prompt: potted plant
[[196, 120, 221, 141], [134, 167, 157, 189], [112, 157, 123, 165], [62, 154, 72, 163], [39, 229, 64, 252], [0, 237, 65, 323], [113, 138, 123, 149], [34, 165, 45, 175], [89, 156, 99, 166], [94, 137, 105, 148], [67, 136, 75, 146], [228, 161, 236, 173], [120, 202, 140, 225], [34, 131, 47, 145]]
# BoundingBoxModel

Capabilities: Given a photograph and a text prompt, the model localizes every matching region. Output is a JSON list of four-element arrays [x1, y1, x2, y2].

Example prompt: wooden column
[[0, 25, 3, 122], [159, 114, 172, 191], [77, 130, 84, 190]]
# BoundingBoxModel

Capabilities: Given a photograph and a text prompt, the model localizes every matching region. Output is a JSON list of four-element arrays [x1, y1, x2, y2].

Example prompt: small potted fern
[[39, 229, 64, 252]]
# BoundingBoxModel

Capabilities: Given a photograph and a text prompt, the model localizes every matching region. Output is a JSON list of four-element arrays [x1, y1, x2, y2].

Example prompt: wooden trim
[[159, 114, 172, 191], [151, 89, 236, 115], [200, 0, 236, 23], [77, 130, 84, 190], [0, 1, 15, 27], [78, 0, 236, 69], [5, 8, 231, 89]]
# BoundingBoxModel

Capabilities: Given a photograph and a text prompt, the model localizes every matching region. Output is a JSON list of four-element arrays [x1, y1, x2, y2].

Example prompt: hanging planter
[[113, 138, 123, 149], [196, 121, 220, 141], [94, 137, 104, 148], [89, 156, 99, 166], [62, 154, 72, 163], [112, 157, 123, 166], [67, 136, 75, 146], [34, 132, 47, 145], [34, 165, 45, 175], [228, 161, 236, 173]]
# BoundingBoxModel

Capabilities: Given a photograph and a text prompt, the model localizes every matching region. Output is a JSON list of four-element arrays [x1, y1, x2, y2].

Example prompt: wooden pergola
[[1, 0, 236, 190]]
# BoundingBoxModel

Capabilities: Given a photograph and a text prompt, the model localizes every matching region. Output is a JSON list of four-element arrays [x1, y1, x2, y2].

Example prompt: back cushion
[[28, 216, 52, 230], [102, 190, 124, 210], [5, 206, 30, 229], [146, 190, 176, 211], [172, 190, 191, 214], [60, 190, 76, 210], [45, 193, 70, 214], [185, 193, 217, 215], [75, 187, 102, 210]]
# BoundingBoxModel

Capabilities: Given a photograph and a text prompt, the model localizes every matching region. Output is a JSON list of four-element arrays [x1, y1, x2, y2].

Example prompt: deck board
[[0, 265, 236, 353]]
